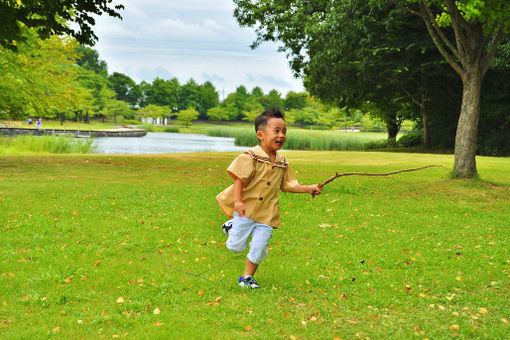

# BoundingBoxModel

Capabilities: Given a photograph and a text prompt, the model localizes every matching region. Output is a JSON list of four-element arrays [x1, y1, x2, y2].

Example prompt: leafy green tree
[[0, 0, 123, 50], [242, 99, 265, 122], [243, 110, 261, 122], [74, 45, 114, 122], [398, 0, 510, 177], [76, 45, 109, 77], [138, 81, 152, 108], [222, 86, 252, 120], [287, 107, 315, 128], [251, 86, 264, 98], [0, 28, 88, 122], [138, 104, 170, 119], [175, 108, 199, 127], [109, 72, 141, 106], [146, 78, 180, 110], [284, 91, 308, 111], [179, 79, 201, 112], [75, 67, 113, 122], [260, 89, 284, 110], [206, 104, 238, 121], [199, 81, 220, 118], [102, 99, 131, 123], [206, 106, 228, 121]]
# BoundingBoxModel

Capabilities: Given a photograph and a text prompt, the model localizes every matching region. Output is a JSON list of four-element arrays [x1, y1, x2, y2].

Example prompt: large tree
[[233, 0, 444, 141], [398, 0, 510, 177], [146, 77, 181, 110], [0, 28, 89, 121], [109, 72, 141, 106], [0, 0, 123, 50]]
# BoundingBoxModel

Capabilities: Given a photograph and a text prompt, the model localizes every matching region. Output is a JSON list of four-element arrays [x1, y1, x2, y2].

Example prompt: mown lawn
[[0, 152, 508, 339]]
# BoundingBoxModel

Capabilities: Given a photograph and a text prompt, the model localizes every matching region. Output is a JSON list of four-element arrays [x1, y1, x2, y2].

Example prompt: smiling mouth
[[276, 140, 283, 145]]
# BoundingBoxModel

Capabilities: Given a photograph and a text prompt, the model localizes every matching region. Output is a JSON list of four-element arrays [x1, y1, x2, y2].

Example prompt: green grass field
[[0, 152, 508, 339]]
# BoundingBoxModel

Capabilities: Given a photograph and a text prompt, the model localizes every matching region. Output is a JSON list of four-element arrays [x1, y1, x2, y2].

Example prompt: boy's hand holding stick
[[312, 165, 442, 198]]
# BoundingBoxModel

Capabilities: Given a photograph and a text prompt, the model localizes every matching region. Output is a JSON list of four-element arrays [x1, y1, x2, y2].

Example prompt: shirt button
[[259, 197, 263, 201], [267, 181, 271, 185]]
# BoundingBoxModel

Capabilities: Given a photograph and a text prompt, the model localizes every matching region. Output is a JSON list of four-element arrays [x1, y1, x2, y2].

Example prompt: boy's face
[[257, 117, 287, 154]]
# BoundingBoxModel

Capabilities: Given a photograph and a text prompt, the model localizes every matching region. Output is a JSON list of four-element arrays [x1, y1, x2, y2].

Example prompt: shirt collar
[[248, 145, 288, 168]]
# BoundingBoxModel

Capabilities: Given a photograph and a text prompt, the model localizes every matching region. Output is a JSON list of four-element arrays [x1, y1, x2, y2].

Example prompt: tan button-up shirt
[[216, 145, 299, 228]]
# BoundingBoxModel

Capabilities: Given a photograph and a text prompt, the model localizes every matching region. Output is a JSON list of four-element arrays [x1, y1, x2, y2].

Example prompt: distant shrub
[[164, 126, 179, 133], [364, 139, 399, 150], [398, 133, 423, 147], [124, 119, 140, 125], [141, 124, 156, 132]]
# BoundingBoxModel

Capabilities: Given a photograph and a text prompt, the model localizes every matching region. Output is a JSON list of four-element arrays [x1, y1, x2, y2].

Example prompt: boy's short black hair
[[254, 108, 285, 133]]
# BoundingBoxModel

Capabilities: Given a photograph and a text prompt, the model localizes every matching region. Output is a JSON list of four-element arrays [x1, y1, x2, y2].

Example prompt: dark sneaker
[[238, 275, 260, 289], [222, 219, 233, 235]]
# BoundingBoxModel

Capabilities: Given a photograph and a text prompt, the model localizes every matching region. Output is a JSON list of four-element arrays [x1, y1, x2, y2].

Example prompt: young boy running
[[216, 108, 322, 289]]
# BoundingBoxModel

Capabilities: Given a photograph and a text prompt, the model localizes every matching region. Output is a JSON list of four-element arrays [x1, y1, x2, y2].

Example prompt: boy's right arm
[[233, 177, 245, 217]]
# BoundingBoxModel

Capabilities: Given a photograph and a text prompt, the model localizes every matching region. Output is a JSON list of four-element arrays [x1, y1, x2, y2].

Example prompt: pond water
[[91, 132, 249, 154]]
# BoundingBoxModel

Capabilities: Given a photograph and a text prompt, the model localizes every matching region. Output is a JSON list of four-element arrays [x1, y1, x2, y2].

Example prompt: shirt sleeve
[[226, 153, 255, 184], [281, 164, 299, 192]]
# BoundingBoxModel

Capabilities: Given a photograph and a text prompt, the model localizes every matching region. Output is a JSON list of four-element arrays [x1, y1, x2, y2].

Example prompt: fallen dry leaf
[[116, 297, 124, 303]]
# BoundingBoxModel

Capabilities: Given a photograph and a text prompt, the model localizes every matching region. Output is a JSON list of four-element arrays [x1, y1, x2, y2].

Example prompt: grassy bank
[[207, 126, 387, 151], [0, 152, 508, 338], [0, 135, 95, 154]]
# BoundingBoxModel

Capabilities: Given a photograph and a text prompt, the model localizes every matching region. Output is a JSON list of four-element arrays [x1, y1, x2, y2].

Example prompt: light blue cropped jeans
[[226, 212, 273, 264]]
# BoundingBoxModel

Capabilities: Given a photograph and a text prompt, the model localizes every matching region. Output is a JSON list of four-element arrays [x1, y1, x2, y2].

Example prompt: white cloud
[[91, 0, 304, 95]]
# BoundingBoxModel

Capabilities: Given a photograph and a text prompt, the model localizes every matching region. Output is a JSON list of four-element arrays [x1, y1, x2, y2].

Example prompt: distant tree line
[[0, 29, 384, 131]]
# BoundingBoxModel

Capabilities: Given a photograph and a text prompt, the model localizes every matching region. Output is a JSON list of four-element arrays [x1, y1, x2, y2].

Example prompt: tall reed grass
[[0, 135, 96, 154], [207, 126, 386, 151]]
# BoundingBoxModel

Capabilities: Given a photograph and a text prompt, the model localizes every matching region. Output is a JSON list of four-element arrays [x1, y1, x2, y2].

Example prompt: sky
[[91, 0, 305, 98]]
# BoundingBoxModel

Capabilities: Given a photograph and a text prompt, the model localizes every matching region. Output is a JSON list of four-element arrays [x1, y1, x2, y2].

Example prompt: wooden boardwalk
[[0, 127, 147, 138]]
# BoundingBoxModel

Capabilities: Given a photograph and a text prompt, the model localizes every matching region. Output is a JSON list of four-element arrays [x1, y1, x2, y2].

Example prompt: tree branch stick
[[312, 165, 442, 197]]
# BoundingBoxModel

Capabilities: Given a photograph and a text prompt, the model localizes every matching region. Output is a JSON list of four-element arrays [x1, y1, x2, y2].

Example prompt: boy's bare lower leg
[[243, 258, 258, 277]]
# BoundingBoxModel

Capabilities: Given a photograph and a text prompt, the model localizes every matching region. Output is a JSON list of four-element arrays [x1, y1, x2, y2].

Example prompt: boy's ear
[[256, 129, 263, 141]]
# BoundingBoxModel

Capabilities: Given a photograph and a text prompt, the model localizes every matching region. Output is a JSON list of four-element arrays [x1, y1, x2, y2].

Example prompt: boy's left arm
[[281, 163, 322, 196], [290, 184, 322, 196]]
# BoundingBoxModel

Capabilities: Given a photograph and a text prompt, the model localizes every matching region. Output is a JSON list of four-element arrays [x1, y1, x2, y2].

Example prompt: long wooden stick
[[312, 164, 442, 197]]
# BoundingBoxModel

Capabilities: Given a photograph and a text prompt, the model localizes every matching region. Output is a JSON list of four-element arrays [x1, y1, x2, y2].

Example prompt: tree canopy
[[0, 0, 123, 50], [234, 0, 510, 176]]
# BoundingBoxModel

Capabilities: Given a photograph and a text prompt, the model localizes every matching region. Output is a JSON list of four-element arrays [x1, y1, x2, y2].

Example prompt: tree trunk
[[386, 112, 400, 140], [453, 66, 482, 178], [420, 93, 431, 149]]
